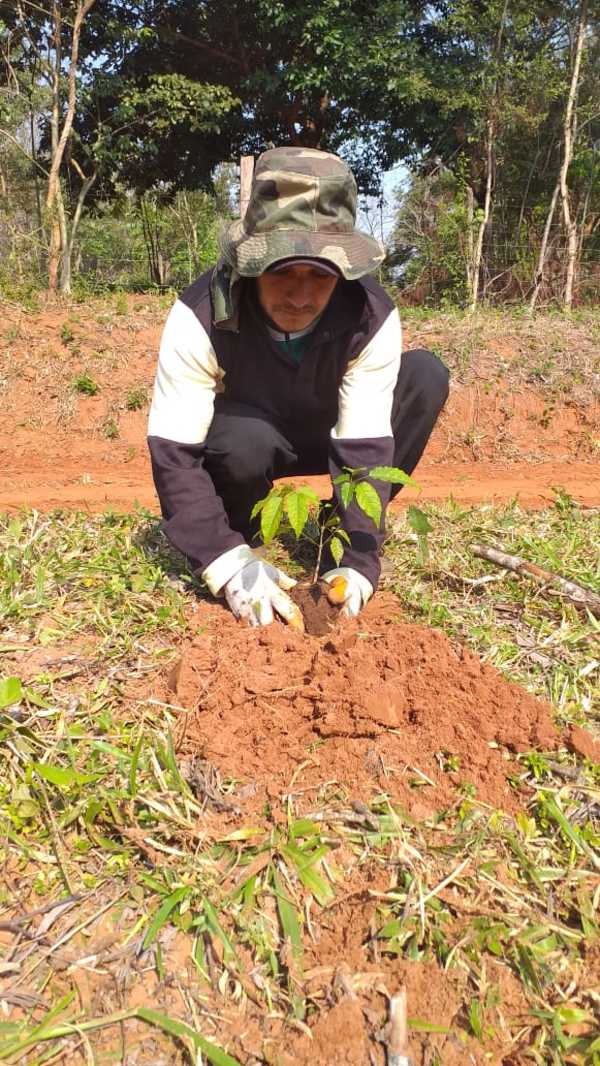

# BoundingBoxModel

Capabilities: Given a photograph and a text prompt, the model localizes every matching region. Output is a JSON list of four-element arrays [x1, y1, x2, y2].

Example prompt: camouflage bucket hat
[[219, 147, 385, 280]]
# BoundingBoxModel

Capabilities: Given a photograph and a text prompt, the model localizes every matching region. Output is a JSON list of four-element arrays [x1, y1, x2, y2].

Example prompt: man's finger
[[341, 585, 362, 618], [254, 597, 274, 626], [326, 575, 348, 605], [271, 588, 305, 632], [274, 568, 297, 592]]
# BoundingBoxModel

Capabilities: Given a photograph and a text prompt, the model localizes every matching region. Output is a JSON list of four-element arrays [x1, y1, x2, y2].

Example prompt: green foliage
[[72, 374, 99, 396], [125, 387, 147, 411], [252, 466, 423, 575], [0, 677, 22, 708], [391, 171, 475, 305]]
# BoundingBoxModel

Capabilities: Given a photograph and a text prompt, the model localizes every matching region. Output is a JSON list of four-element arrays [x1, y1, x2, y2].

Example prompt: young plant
[[72, 374, 100, 396], [125, 387, 147, 411], [251, 465, 428, 579]]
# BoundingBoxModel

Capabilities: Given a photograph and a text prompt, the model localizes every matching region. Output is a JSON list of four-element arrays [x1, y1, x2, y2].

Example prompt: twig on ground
[[471, 543, 600, 615], [388, 986, 413, 1066]]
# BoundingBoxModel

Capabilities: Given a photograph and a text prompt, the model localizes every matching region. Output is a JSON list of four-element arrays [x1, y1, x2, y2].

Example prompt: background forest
[[0, 0, 599, 309]]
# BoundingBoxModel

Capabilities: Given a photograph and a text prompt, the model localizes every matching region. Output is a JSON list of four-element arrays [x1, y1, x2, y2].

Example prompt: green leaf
[[330, 536, 344, 566], [129, 735, 143, 798], [31, 763, 98, 789], [295, 485, 321, 505], [468, 998, 483, 1039], [250, 496, 267, 519], [284, 491, 309, 539], [272, 869, 305, 1019], [408, 1018, 450, 1034], [355, 482, 382, 527], [340, 480, 355, 509], [136, 1008, 241, 1065], [369, 466, 420, 490], [280, 843, 334, 906], [260, 494, 284, 544], [0, 677, 23, 709], [142, 886, 191, 949], [407, 505, 433, 535], [203, 899, 236, 962]]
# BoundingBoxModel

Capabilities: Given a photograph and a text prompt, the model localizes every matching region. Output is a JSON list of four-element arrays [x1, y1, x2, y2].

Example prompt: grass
[[0, 503, 598, 1063], [72, 375, 100, 396], [400, 305, 600, 398], [383, 491, 599, 728]]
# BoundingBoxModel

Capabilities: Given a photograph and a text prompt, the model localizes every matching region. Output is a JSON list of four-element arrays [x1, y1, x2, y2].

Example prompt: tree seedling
[[251, 465, 430, 580]]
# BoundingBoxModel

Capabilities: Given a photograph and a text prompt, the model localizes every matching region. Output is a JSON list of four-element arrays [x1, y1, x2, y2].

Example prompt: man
[[148, 146, 449, 627]]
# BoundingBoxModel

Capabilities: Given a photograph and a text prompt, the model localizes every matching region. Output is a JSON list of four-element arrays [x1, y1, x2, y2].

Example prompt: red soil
[[160, 594, 589, 1064], [170, 594, 559, 818], [0, 296, 599, 512]]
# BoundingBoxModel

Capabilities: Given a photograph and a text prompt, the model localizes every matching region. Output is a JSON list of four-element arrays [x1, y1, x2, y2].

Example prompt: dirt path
[[1, 296, 598, 514], [1, 458, 599, 512]]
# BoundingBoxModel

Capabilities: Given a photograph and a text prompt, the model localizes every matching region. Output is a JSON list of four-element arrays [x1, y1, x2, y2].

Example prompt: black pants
[[203, 349, 449, 539]]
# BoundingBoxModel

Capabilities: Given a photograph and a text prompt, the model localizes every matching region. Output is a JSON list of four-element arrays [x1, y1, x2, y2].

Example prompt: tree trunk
[[562, 0, 588, 309], [469, 119, 494, 312], [46, 0, 62, 291], [60, 168, 97, 293], [528, 178, 561, 311], [529, 0, 588, 312], [45, 0, 97, 291], [465, 184, 475, 295], [467, 0, 508, 312]]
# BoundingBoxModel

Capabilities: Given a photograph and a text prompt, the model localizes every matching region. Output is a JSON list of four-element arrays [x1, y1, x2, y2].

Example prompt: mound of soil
[[170, 595, 559, 815], [291, 580, 342, 635]]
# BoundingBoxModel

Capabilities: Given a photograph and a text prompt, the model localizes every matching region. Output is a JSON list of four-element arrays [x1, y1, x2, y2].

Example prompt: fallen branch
[[471, 544, 600, 616]]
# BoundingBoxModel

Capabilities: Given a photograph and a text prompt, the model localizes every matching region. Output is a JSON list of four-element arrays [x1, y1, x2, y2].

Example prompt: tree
[[0, 0, 238, 291], [73, 0, 434, 197], [529, 0, 591, 310], [0, 0, 99, 291]]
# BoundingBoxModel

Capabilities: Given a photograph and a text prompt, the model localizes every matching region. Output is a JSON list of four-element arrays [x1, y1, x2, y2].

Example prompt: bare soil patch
[[170, 595, 560, 818], [0, 296, 599, 511]]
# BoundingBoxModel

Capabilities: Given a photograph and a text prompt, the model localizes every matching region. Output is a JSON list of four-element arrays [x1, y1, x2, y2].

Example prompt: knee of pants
[[400, 348, 450, 413], [205, 417, 286, 483]]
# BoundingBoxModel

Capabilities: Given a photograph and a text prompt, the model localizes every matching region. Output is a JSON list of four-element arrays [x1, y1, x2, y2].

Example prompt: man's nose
[[286, 279, 313, 305]]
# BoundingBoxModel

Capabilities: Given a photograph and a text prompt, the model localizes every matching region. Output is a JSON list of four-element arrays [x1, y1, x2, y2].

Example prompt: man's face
[[255, 263, 338, 332]]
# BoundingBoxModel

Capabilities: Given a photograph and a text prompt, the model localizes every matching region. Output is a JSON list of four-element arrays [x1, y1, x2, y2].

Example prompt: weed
[[60, 322, 75, 346], [125, 386, 148, 411], [72, 374, 100, 396], [114, 291, 128, 316], [102, 415, 120, 439]]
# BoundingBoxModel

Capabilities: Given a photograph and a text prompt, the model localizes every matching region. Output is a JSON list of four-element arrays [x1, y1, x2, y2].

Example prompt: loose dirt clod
[[170, 593, 559, 815], [290, 581, 342, 636]]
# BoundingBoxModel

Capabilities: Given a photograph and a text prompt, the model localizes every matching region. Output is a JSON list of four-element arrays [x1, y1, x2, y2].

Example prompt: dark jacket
[[148, 267, 401, 589]]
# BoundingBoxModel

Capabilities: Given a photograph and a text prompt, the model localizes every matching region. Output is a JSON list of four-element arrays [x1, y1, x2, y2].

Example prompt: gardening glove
[[224, 558, 305, 630], [321, 567, 374, 618]]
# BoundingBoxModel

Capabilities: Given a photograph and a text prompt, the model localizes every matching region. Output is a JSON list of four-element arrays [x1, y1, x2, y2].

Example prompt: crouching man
[[148, 146, 449, 626]]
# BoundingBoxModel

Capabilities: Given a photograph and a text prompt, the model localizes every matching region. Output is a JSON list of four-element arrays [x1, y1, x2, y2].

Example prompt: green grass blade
[[142, 886, 191, 950], [136, 1008, 241, 1065]]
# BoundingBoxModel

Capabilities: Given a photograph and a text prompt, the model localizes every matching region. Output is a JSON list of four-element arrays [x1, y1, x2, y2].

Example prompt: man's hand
[[322, 567, 373, 617], [224, 559, 305, 630]]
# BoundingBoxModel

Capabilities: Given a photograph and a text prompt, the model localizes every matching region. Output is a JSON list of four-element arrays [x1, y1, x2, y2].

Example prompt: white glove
[[224, 558, 304, 629], [321, 567, 374, 617]]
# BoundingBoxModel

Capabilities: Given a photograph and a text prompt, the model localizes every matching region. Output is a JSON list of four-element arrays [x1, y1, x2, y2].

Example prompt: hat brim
[[219, 220, 385, 280]]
